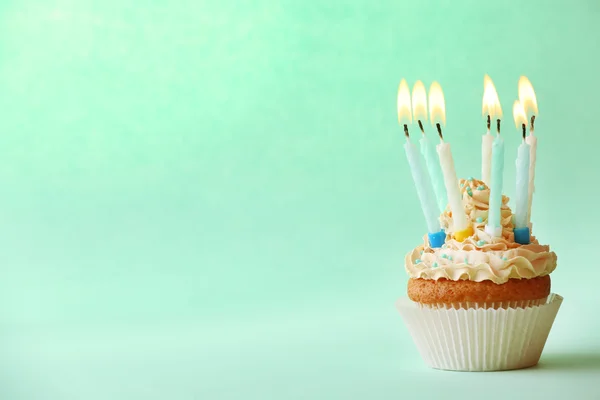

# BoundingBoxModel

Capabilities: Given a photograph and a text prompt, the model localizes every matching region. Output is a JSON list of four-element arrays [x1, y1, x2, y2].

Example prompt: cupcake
[[397, 178, 562, 371]]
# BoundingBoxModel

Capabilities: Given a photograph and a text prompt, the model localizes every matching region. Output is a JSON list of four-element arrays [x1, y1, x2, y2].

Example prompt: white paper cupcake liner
[[396, 293, 563, 371], [419, 298, 545, 310]]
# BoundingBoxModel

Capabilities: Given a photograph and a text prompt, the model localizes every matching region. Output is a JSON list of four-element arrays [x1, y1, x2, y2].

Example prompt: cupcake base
[[397, 293, 563, 371], [407, 276, 551, 305]]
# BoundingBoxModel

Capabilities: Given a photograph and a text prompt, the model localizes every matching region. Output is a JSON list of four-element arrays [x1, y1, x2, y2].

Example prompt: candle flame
[[512, 100, 527, 130], [397, 79, 412, 124], [428, 81, 446, 126], [518, 76, 538, 116], [412, 80, 427, 122], [482, 74, 503, 119]]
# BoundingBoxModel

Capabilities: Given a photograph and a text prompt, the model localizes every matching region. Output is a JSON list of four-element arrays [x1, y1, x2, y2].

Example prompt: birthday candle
[[398, 79, 441, 235], [420, 135, 448, 214], [437, 140, 467, 232], [487, 124, 505, 234], [429, 81, 468, 235], [526, 132, 537, 222], [405, 137, 441, 233], [481, 75, 501, 185], [481, 76, 504, 238], [519, 76, 539, 225], [412, 80, 447, 213], [514, 101, 530, 229], [482, 128, 493, 185]]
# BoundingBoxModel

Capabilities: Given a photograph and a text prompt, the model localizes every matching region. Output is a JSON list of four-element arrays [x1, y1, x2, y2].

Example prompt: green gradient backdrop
[[1, 1, 599, 399]]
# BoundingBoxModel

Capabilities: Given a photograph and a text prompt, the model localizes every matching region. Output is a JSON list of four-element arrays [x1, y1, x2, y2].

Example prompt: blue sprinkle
[[432, 262, 438, 268], [420, 250, 424, 254], [460, 183, 464, 188], [468, 177, 474, 181], [477, 185, 485, 190], [448, 256, 453, 261], [464, 259, 469, 264], [476, 217, 483, 223], [441, 254, 448, 259], [502, 257, 508, 261], [477, 240, 485, 246], [415, 258, 422, 264]]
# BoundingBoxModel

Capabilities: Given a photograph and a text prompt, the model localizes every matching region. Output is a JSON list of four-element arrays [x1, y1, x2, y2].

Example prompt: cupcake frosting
[[405, 178, 557, 284]]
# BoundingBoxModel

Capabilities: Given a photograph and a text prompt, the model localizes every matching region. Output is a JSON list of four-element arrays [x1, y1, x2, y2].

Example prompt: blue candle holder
[[428, 230, 446, 248], [514, 227, 531, 245]]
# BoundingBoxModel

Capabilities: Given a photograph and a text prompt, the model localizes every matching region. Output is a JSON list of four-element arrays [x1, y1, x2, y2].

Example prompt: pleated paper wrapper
[[396, 293, 563, 371]]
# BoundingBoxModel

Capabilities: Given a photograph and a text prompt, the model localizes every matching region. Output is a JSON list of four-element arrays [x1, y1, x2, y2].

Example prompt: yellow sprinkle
[[453, 225, 474, 242]]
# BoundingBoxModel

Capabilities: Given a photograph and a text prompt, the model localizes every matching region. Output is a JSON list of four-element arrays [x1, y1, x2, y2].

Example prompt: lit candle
[[481, 75, 502, 185], [482, 120, 493, 185], [519, 76, 539, 227], [429, 82, 471, 241], [413, 80, 447, 213], [404, 138, 441, 234], [485, 107, 504, 238], [513, 101, 531, 244], [398, 80, 444, 247]]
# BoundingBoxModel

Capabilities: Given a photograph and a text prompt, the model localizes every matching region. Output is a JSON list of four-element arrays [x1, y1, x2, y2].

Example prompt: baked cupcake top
[[405, 178, 557, 284]]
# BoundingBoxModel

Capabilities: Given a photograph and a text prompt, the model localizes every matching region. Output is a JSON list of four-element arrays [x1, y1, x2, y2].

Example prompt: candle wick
[[403, 124, 409, 138], [522, 123, 526, 140], [496, 119, 501, 135], [486, 115, 491, 131], [417, 120, 425, 134], [436, 123, 443, 140], [530, 115, 536, 133]]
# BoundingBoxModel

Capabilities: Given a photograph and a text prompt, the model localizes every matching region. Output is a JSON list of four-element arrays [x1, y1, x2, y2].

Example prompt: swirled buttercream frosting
[[405, 178, 557, 284]]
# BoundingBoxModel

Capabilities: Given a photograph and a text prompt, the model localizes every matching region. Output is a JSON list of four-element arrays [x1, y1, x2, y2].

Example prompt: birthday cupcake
[[397, 178, 562, 371]]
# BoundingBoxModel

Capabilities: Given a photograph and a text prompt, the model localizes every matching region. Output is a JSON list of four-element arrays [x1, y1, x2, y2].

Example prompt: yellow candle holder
[[453, 225, 474, 242]]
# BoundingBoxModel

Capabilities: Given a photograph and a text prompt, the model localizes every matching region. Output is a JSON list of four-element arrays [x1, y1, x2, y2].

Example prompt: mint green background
[[1, 1, 599, 399]]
